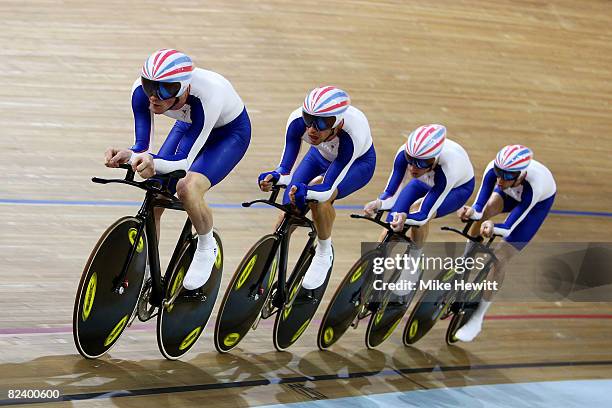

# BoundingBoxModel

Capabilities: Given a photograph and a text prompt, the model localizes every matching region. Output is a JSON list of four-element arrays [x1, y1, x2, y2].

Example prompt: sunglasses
[[493, 165, 520, 181], [141, 78, 181, 100], [405, 153, 434, 169], [302, 112, 336, 131]]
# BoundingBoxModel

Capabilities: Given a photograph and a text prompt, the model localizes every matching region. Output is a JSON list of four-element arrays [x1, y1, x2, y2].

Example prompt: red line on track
[[1, 315, 611, 336]]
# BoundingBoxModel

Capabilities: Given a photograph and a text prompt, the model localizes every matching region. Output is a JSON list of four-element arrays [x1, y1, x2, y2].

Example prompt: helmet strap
[[328, 119, 344, 140], [432, 156, 440, 169], [168, 97, 180, 110], [168, 86, 190, 110], [513, 171, 527, 187]]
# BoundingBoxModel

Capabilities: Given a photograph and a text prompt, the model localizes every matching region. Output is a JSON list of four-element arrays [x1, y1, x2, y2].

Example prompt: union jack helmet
[[494, 144, 533, 172], [405, 124, 446, 159], [302, 86, 351, 128], [141, 49, 194, 98]]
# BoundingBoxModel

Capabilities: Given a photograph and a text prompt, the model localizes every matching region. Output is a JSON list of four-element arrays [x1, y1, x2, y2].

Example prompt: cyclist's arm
[[471, 161, 497, 219], [306, 131, 358, 202], [493, 182, 537, 237], [130, 85, 154, 154], [150, 96, 211, 174], [379, 145, 408, 210], [404, 167, 453, 226], [276, 110, 305, 185]]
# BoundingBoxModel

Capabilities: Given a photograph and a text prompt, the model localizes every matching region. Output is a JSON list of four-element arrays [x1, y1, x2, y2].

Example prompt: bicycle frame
[[92, 164, 189, 307], [241, 185, 317, 311], [437, 220, 500, 308], [441, 221, 499, 280]]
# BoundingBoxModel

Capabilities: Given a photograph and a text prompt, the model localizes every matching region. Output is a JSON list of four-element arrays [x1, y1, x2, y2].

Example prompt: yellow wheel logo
[[235, 255, 257, 290], [214, 241, 222, 269], [283, 283, 300, 321], [104, 315, 129, 347], [167, 267, 185, 313], [268, 256, 278, 289], [323, 327, 334, 345], [409, 319, 419, 339], [223, 332, 240, 347], [383, 318, 402, 341], [375, 309, 384, 326], [82, 272, 97, 321], [179, 327, 202, 351], [350, 262, 367, 283], [442, 268, 455, 282], [128, 228, 144, 253], [290, 319, 311, 343]]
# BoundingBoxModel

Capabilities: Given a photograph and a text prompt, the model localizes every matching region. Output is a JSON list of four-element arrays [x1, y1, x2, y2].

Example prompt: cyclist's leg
[[467, 187, 511, 237], [384, 178, 430, 253], [272, 147, 330, 231], [303, 146, 376, 289], [404, 176, 476, 247], [153, 122, 190, 239], [457, 193, 555, 341], [484, 193, 556, 296], [281, 147, 330, 205], [180, 109, 252, 289], [461, 188, 510, 257]]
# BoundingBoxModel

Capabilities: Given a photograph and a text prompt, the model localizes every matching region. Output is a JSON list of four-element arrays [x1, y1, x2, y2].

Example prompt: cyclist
[[364, 124, 475, 267], [258, 86, 376, 289], [104, 49, 251, 290], [455, 144, 556, 341]]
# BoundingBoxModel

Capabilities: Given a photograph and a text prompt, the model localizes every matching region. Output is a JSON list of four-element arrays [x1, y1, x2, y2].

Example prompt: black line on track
[[2, 359, 612, 406]]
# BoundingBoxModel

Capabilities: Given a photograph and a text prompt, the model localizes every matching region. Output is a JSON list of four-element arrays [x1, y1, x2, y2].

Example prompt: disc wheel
[[73, 217, 147, 359]]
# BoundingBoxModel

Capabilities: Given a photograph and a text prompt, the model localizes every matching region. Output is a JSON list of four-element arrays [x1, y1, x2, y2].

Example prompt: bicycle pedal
[[367, 301, 380, 313], [250, 286, 266, 301], [115, 278, 130, 295]]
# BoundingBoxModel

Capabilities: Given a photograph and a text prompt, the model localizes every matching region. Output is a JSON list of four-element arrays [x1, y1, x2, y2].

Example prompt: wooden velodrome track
[[1, 0, 611, 406]]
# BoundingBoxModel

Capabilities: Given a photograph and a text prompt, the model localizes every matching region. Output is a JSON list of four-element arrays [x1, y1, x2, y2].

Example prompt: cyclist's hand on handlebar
[[457, 205, 475, 221], [364, 199, 382, 217], [258, 171, 280, 192], [481, 220, 494, 238], [105, 147, 132, 168], [288, 182, 308, 212], [390, 212, 407, 232], [132, 154, 155, 179]]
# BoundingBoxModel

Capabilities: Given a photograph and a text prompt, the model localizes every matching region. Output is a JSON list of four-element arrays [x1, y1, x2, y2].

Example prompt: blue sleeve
[[131, 86, 152, 153], [309, 131, 354, 194], [495, 182, 534, 231], [473, 168, 497, 213], [380, 149, 408, 200], [406, 166, 447, 222], [277, 117, 306, 175], [152, 97, 205, 162]]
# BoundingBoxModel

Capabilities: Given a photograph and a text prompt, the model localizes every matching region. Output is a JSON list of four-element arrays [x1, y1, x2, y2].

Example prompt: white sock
[[183, 229, 216, 290], [197, 230, 215, 251], [474, 300, 492, 320], [317, 238, 332, 254], [455, 300, 491, 342], [302, 240, 333, 290]]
